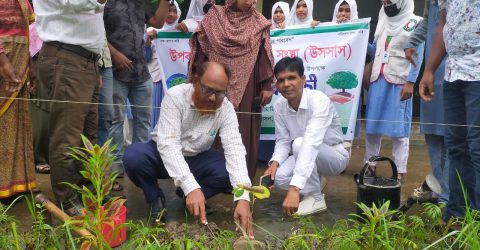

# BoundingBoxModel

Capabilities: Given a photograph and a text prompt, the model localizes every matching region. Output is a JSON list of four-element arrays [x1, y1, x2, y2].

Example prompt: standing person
[[404, 0, 449, 203], [29, 22, 50, 174], [145, 0, 182, 129], [332, 0, 358, 23], [263, 57, 349, 216], [363, 0, 424, 182], [331, 0, 360, 141], [176, 0, 214, 33], [34, 0, 105, 214], [0, 0, 39, 201], [287, 0, 319, 27], [419, 0, 480, 221], [271, 1, 289, 29], [97, 41, 114, 147], [189, 0, 275, 180], [104, 0, 170, 177]]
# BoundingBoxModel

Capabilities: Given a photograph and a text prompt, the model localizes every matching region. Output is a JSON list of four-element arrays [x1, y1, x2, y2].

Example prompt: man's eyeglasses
[[199, 83, 227, 100]]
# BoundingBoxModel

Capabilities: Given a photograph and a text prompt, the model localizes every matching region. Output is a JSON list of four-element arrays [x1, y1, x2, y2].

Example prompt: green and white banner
[[155, 18, 370, 141]]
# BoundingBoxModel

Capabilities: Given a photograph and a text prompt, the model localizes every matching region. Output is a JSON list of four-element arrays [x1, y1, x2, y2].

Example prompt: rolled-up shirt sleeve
[[219, 105, 252, 202], [290, 99, 333, 189], [157, 92, 201, 196]]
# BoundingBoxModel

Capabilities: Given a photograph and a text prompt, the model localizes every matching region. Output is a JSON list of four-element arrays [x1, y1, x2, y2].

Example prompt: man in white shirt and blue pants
[[123, 62, 254, 237], [263, 57, 349, 217]]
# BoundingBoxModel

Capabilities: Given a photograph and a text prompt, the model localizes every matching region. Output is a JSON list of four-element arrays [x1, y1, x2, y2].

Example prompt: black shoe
[[148, 193, 166, 224]]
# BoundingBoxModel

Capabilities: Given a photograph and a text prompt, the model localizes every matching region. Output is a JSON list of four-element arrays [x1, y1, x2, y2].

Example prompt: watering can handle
[[358, 155, 398, 185]]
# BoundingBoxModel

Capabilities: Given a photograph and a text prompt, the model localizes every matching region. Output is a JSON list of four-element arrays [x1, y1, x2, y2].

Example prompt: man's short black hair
[[195, 61, 232, 81], [274, 57, 305, 77]]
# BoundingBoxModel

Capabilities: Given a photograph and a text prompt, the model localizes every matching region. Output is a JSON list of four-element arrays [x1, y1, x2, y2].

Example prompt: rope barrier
[[2, 96, 480, 128]]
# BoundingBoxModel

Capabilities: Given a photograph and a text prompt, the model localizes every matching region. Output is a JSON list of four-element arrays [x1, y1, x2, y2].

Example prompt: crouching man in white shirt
[[263, 57, 350, 217]]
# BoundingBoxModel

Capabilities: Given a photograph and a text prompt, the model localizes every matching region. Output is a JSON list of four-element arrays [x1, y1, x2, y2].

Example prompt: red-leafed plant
[[64, 135, 126, 250]]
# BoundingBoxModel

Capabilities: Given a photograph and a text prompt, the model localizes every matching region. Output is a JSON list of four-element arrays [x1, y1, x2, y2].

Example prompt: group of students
[[270, 0, 358, 29]]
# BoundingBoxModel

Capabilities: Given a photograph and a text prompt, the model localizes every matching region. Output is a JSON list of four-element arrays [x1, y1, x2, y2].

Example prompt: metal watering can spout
[[398, 174, 443, 213]]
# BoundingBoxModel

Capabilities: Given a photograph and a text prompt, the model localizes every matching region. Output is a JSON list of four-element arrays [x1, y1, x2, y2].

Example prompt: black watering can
[[354, 155, 401, 214]]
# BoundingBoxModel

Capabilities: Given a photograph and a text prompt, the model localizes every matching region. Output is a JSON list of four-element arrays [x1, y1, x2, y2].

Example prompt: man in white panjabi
[[263, 57, 349, 216]]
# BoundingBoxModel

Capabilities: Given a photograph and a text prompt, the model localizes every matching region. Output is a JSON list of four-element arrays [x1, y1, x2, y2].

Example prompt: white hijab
[[374, 0, 415, 41], [287, 0, 314, 26], [271, 1, 290, 28], [163, 0, 182, 29], [186, 0, 209, 21], [332, 0, 359, 22]]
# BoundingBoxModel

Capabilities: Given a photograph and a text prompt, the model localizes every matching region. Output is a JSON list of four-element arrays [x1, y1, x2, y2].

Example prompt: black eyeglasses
[[199, 83, 227, 100]]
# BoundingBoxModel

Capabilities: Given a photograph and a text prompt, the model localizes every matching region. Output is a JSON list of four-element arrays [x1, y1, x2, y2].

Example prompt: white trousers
[[364, 134, 409, 173], [274, 138, 350, 199]]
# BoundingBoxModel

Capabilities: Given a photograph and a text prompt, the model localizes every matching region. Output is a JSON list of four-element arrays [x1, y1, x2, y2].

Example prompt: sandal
[[112, 181, 124, 192], [35, 164, 50, 174]]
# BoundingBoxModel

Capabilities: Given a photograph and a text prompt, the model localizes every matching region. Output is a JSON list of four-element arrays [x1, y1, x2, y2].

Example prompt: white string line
[[3, 96, 480, 128]]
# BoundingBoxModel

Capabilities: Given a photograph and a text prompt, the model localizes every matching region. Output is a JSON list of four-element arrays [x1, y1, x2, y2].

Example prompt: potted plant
[[65, 135, 127, 249]]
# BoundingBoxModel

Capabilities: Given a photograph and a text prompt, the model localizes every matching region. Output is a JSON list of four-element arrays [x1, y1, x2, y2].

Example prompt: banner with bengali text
[[155, 18, 370, 141]]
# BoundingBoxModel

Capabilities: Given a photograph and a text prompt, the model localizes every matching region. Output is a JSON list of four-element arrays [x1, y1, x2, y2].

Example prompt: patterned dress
[[0, 0, 38, 198]]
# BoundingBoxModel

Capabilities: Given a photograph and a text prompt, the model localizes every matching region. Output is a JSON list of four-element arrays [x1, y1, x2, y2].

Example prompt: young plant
[[0, 196, 23, 249], [64, 135, 126, 249], [24, 194, 63, 249], [232, 184, 270, 205]]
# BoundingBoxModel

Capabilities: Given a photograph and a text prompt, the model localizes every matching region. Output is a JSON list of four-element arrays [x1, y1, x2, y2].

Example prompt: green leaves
[[232, 187, 245, 198], [233, 184, 271, 200], [63, 135, 125, 249]]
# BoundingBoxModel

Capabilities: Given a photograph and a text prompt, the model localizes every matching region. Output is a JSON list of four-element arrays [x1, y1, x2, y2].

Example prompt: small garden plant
[[64, 135, 126, 249]]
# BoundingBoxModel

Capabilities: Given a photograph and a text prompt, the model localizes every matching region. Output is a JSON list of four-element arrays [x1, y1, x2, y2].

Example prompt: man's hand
[[175, 22, 189, 33], [0, 53, 22, 92], [260, 90, 273, 106], [233, 200, 254, 239], [186, 188, 207, 224], [404, 47, 418, 67], [283, 186, 300, 217], [419, 70, 435, 101], [400, 82, 414, 101], [111, 51, 133, 71], [263, 161, 278, 182]]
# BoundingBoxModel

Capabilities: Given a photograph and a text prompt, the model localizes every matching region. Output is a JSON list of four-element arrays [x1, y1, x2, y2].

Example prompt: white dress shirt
[[270, 88, 343, 189], [152, 84, 251, 201], [33, 0, 106, 54]]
